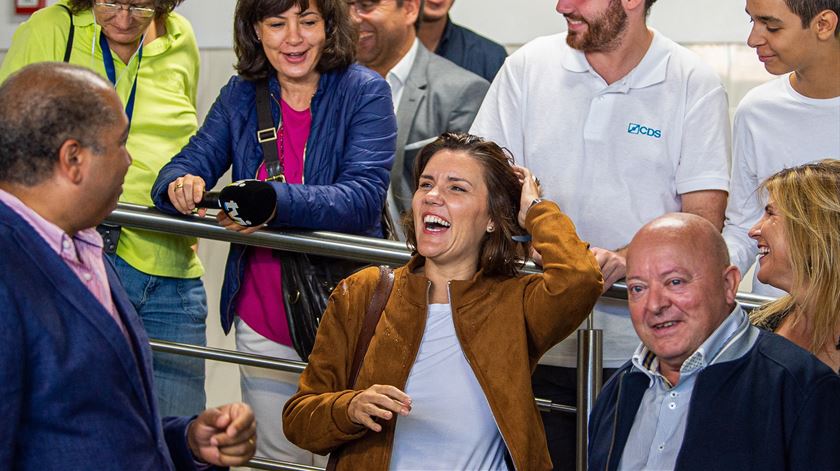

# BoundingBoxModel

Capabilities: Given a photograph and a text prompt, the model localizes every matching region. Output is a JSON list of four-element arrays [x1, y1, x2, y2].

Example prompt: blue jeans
[[110, 254, 208, 417]]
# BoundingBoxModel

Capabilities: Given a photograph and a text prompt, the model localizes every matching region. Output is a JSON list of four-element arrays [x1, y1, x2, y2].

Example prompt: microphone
[[196, 179, 277, 227]]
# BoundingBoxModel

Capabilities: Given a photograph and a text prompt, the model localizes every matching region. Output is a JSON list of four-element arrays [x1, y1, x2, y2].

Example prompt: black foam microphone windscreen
[[196, 179, 277, 227]]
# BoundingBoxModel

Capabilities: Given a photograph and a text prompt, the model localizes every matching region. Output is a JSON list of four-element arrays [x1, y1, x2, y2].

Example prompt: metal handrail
[[112, 203, 778, 471], [106, 204, 778, 308], [150, 339, 575, 415], [246, 458, 324, 471]]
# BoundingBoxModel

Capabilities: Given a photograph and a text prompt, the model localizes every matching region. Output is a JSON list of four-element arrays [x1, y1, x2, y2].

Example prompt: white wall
[[2, 0, 755, 50], [175, 0, 756, 49]]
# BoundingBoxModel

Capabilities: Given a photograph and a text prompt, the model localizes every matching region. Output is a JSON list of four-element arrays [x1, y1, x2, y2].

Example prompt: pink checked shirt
[[0, 188, 128, 338]]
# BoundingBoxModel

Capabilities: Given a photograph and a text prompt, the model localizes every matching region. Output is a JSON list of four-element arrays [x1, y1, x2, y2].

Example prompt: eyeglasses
[[94, 2, 156, 19], [346, 0, 386, 14]]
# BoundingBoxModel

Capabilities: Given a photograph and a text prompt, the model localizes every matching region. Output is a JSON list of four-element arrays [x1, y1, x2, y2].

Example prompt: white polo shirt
[[471, 31, 730, 367]]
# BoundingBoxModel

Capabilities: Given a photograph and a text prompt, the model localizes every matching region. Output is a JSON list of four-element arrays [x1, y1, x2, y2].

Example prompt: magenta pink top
[[236, 99, 311, 347]]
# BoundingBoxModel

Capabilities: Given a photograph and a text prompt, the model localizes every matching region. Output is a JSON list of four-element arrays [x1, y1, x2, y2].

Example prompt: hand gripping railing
[[106, 204, 777, 471]]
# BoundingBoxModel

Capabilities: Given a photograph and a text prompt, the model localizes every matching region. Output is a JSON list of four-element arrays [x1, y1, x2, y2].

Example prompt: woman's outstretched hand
[[348, 384, 412, 432]]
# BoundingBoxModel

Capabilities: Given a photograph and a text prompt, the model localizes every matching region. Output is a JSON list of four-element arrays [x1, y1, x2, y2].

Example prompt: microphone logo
[[223, 201, 252, 226]]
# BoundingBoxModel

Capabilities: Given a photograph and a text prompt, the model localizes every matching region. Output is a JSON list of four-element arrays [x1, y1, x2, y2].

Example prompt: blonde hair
[[751, 159, 840, 354]]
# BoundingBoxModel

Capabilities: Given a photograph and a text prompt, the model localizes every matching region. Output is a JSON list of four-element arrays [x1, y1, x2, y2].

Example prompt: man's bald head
[[630, 213, 731, 271], [0, 62, 119, 186]]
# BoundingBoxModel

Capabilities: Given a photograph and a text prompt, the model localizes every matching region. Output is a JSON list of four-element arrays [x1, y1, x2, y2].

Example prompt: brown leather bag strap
[[348, 265, 394, 387], [326, 265, 393, 471]]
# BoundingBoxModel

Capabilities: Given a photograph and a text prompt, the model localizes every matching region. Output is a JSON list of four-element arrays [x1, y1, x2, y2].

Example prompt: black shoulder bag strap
[[255, 78, 286, 182], [57, 4, 75, 62], [326, 266, 395, 471]]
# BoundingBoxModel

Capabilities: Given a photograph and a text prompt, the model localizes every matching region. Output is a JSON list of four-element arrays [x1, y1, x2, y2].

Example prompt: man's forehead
[[627, 237, 703, 279]]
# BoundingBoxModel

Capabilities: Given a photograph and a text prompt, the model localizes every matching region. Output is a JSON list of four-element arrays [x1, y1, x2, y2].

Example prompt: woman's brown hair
[[403, 132, 530, 278], [750, 159, 840, 355], [234, 0, 357, 81]]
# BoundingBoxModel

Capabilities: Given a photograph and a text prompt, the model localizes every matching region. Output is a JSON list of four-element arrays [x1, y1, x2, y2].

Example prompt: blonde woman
[[749, 159, 840, 373]]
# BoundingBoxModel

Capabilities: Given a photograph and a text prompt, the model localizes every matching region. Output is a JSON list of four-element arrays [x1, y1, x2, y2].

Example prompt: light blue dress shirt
[[618, 307, 752, 471]]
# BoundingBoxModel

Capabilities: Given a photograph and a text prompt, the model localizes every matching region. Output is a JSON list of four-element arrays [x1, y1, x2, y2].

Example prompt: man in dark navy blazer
[[0, 62, 257, 470]]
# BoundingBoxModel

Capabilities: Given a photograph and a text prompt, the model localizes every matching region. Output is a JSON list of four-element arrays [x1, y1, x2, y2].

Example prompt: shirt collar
[[631, 305, 750, 386], [387, 38, 419, 90], [0, 188, 103, 260], [561, 28, 671, 91]]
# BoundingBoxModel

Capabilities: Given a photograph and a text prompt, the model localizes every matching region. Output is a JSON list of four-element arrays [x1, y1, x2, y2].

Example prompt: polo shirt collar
[[561, 28, 671, 90]]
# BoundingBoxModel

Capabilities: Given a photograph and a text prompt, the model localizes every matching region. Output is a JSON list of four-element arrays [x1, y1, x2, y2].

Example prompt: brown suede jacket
[[283, 201, 603, 470]]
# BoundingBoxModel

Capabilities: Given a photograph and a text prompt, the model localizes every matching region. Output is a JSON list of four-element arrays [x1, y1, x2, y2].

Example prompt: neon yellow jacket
[[0, 2, 203, 278]]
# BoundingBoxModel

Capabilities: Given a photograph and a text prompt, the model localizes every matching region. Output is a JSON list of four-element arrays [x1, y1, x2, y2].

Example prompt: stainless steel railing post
[[575, 314, 603, 471]]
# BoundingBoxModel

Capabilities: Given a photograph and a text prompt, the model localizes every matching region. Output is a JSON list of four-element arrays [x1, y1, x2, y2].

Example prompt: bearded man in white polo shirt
[[470, 0, 730, 468]]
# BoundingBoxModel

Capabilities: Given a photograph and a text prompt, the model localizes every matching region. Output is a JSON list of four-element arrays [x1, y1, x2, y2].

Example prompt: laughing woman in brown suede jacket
[[283, 132, 603, 470]]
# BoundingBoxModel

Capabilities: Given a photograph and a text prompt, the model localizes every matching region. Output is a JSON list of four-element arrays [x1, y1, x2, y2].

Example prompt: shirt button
[[658, 444, 665, 451], [62, 240, 71, 250], [668, 402, 676, 410], [82, 273, 92, 281], [670, 392, 678, 398]]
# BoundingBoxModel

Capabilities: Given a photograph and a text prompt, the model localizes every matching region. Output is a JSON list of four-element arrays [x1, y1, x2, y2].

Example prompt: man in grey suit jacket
[[349, 0, 489, 237]]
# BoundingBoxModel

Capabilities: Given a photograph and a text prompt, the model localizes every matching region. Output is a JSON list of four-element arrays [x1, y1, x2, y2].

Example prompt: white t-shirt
[[390, 303, 507, 470], [470, 31, 730, 367], [723, 74, 840, 296]]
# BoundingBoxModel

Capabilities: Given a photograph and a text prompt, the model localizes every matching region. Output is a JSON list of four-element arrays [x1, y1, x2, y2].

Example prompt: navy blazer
[[0, 201, 214, 470]]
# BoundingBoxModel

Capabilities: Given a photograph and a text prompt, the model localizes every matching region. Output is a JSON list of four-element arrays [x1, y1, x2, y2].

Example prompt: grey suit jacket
[[388, 44, 490, 236]]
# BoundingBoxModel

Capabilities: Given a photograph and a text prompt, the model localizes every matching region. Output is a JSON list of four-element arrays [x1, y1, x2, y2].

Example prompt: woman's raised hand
[[347, 384, 412, 432], [513, 165, 542, 228]]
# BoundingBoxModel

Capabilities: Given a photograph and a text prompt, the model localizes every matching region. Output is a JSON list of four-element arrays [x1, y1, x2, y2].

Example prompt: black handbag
[[255, 79, 368, 360], [280, 254, 365, 359]]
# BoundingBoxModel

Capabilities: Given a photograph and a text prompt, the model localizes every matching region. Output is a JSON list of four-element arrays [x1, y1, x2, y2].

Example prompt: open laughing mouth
[[423, 214, 451, 233], [758, 245, 770, 259], [283, 51, 308, 63]]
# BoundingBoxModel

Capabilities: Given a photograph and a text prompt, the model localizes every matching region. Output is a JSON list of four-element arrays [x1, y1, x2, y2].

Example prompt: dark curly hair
[[403, 132, 529, 278], [68, 0, 184, 18], [234, 0, 357, 81]]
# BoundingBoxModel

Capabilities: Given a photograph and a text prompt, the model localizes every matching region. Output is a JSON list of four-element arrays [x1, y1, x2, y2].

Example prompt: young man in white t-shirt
[[470, 0, 730, 468], [723, 0, 840, 297]]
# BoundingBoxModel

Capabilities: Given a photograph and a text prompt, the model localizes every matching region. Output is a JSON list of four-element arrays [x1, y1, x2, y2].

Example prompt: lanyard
[[99, 32, 143, 124]]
